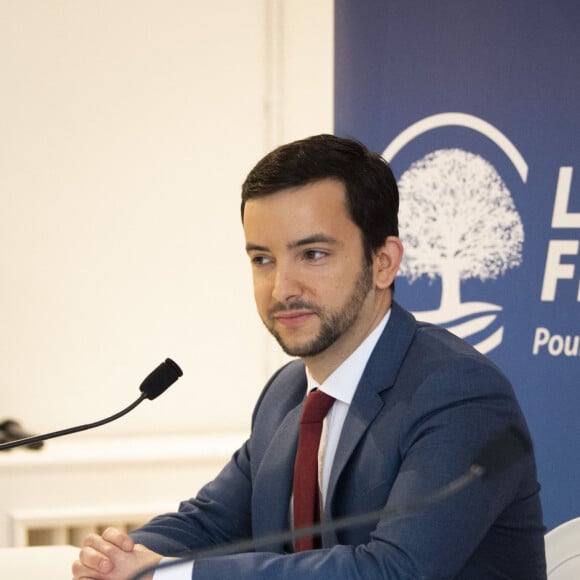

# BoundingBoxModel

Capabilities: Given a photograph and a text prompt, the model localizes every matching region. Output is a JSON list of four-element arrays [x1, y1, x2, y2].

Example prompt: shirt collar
[[306, 309, 391, 404]]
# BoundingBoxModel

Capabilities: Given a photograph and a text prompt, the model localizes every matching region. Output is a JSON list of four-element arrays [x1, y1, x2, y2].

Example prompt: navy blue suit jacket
[[132, 302, 546, 579]]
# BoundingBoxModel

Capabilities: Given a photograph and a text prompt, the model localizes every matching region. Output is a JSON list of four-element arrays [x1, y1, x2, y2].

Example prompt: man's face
[[243, 179, 379, 362]]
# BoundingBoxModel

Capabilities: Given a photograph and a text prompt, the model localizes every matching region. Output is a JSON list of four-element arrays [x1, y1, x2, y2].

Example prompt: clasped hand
[[71, 527, 162, 580]]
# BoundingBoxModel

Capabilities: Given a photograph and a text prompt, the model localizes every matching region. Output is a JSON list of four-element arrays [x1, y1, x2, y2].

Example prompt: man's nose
[[271, 263, 302, 303]]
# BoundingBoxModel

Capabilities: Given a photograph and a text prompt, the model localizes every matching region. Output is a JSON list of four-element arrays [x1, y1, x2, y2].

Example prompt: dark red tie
[[292, 389, 335, 551]]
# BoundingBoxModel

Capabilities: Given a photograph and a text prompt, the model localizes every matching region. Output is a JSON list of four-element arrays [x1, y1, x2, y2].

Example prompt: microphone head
[[472, 426, 532, 479], [139, 358, 183, 400]]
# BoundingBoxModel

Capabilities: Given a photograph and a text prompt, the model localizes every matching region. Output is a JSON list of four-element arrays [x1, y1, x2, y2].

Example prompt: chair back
[[545, 516, 580, 579]]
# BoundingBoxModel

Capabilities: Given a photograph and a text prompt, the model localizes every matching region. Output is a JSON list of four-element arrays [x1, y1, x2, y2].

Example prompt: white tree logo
[[384, 114, 528, 353]]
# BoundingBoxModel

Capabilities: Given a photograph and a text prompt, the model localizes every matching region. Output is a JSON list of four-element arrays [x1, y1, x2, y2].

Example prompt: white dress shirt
[[153, 310, 391, 579]]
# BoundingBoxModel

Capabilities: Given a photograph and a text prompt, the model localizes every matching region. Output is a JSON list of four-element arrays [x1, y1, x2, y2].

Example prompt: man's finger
[[102, 526, 135, 552]]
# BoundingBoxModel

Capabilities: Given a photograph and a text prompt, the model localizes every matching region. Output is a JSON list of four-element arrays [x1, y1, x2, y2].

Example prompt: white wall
[[0, 0, 333, 437]]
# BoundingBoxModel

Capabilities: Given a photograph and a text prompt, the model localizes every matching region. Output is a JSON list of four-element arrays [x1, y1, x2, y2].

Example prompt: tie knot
[[300, 390, 335, 424]]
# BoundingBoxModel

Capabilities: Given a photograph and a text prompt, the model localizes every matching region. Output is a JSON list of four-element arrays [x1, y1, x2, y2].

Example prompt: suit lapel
[[325, 302, 417, 516], [251, 377, 305, 550]]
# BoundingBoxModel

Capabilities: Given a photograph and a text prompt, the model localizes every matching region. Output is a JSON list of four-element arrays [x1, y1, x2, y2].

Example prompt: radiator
[[10, 504, 172, 547]]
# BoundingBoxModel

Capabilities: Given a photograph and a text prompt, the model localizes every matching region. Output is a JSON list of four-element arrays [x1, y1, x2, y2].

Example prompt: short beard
[[265, 260, 374, 358]]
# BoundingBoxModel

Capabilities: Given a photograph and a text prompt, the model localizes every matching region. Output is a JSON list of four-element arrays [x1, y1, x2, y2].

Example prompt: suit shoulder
[[251, 360, 306, 425], [402, 321, 514, 395]]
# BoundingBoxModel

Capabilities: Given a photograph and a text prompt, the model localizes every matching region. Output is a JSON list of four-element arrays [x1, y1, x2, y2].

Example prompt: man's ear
[[373, 236, 404, 289]]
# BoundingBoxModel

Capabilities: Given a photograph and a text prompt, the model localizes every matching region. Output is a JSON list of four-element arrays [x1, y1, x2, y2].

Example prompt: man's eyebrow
[[287, 234, 338, 249], [245, 234, 338, 254], [245, 243, 269, 253]]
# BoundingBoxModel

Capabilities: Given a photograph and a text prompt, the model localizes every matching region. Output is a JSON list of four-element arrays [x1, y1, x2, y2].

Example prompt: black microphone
[[0, 358, 183, 451], [129, 425, 531, 580], [139, 358, 183, 400]]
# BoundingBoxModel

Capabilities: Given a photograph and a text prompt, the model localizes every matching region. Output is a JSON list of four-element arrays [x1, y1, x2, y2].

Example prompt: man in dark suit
[[73, 134, 546, 579]]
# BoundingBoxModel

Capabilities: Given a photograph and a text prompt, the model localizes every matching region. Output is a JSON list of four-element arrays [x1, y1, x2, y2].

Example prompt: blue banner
[[335, 0, 580, 530]]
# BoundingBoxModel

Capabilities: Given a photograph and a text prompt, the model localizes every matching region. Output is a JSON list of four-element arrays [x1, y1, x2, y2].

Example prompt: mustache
[[267, 300, 319, 317]]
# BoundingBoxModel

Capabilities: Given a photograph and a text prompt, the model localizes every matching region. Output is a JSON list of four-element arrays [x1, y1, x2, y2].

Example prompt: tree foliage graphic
[[398, 148, 524, 313]]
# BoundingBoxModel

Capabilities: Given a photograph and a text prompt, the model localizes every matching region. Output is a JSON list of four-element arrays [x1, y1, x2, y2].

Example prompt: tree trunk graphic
[[439, 263, 461, 313]]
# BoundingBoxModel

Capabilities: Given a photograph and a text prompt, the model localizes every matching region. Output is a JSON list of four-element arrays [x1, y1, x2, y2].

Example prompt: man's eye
[[251, 255, 271, 266], [304, 250, 326, 261]]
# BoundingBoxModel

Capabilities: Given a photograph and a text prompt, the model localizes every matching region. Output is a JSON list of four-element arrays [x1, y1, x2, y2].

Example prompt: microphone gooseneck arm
[[0, 394, 148, 451], [0, 358, 183, 451]]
